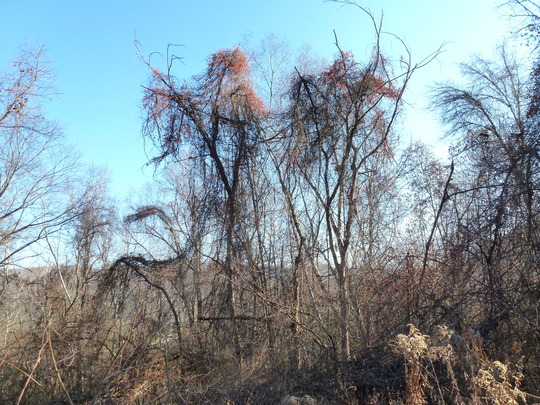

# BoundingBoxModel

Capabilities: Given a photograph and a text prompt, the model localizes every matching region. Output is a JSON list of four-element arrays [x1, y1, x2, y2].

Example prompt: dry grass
[[390, 324, 527, 405]]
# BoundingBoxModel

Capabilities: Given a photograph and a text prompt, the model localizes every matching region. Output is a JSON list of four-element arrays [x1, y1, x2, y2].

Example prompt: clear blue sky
[[0, 1, 514, 200]]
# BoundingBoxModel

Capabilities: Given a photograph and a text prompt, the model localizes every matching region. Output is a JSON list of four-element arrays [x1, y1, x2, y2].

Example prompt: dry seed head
[[390, 324, 429, 358], [434, 325, 454, 342], [472, 360, 526, 405]]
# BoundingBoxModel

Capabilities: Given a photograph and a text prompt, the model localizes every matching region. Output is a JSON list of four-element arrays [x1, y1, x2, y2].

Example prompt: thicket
[[2, 2, 540, 404]]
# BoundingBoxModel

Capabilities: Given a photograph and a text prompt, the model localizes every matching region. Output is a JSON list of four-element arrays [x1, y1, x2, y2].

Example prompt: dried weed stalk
[[391, 324, 527, 405]]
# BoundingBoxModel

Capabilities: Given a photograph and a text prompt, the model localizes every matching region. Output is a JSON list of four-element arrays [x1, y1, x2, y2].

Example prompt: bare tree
[[505, 0, 540, 46], [284, 19, 420, 360], [0, 46, 77, 273], [431, 44, 540, 343], [141, 47, 267, 359]]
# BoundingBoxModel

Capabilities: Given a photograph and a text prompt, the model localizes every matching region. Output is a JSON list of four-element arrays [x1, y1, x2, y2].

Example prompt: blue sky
[[0, 1, 514, 200]]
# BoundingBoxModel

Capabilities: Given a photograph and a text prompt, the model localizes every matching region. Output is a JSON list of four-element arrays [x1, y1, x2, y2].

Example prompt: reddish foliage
[[208, 48, 251, 78], [205, 48, 267, 116], [322, 50, 400, 102], [323, 51, 356, 90], [318, 50, 399, 158], [370, 51, 401, 100], [142, 87, 170, 121], [366, 73, 400, 100], [143, 47, 266, 162]]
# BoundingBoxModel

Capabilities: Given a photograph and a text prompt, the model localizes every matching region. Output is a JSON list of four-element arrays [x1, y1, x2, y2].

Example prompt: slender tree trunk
[[336, 259, 351, 362], [225, 197, 242, 362], [289, 235, 305, 370]]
